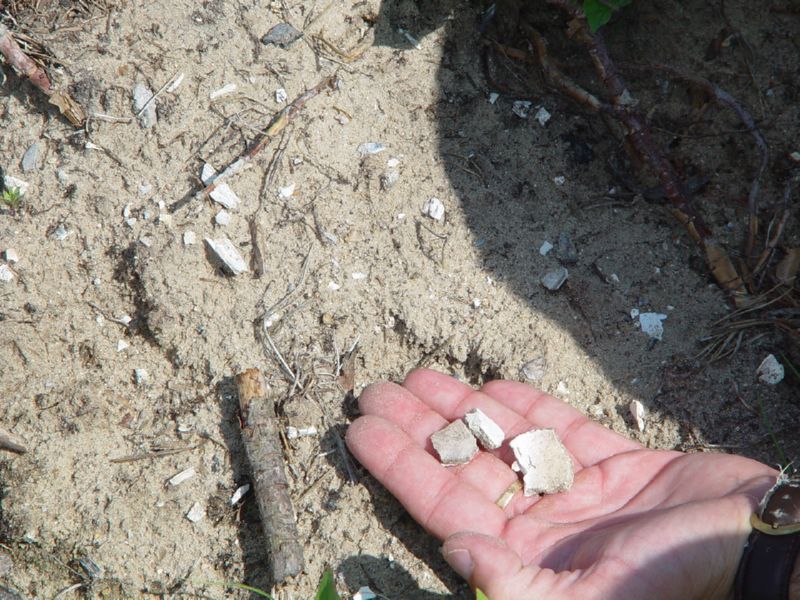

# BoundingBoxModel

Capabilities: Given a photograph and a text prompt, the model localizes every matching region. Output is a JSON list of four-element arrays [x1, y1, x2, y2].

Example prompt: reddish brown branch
[[0, 23, 52, 93]]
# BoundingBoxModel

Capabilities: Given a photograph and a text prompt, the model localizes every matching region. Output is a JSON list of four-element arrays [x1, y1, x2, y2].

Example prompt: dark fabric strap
[[735, 479, 800, 600]]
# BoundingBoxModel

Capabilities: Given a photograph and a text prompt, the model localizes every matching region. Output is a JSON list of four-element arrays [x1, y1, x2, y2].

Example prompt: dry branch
[[533, 2, 748, 304], [235, 368, 304, 583], [0, 23, 85, 126], [194, 75, 337, 203]]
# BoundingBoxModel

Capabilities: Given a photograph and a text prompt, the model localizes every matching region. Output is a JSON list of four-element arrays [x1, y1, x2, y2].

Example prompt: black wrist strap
[[734, 478, 800, 600]]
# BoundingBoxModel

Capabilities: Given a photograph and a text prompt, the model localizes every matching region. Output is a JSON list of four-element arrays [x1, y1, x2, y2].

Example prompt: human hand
[[345, 369, 778, 600]]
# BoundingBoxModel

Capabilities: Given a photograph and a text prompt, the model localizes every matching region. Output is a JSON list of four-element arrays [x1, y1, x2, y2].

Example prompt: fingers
[[404, 369, 641, 467], [358, 381, 538, 514], [345, 415, 509, 540], [442, 532, 542, 600]]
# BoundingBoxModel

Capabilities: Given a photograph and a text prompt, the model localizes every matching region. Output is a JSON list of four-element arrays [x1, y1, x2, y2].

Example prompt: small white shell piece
[[463, 408, 504, 450]]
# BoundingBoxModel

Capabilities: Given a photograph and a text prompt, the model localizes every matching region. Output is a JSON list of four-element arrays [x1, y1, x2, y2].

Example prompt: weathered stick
[[195, 75, 337, 202], [0, 427, 27, 454], [0, 23, 85, 126], [235, 368, 304, 582]]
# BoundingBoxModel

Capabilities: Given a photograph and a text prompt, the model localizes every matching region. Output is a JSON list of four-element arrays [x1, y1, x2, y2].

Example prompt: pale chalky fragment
[[509, 429, 573, 496], [431, 420, 478, 466], [463, 408, 504, 450]]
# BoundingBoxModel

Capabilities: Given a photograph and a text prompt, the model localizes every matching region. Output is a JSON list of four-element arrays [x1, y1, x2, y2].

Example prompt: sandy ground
[[1, 0, 799, 597]]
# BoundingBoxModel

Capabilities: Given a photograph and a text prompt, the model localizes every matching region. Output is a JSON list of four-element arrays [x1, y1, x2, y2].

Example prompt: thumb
[[442, 531, 539, 599]]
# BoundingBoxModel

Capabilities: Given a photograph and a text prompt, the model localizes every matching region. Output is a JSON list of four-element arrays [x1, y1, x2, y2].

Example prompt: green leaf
[[476, 589, 490, 600], [582, 0, 633, 31], [315, 569, 340, 600]]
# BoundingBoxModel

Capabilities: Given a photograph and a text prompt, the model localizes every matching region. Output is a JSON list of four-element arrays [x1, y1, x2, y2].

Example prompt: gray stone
[[520, 356, 547, 382], [21, 143, 40, 172], [262, 23, 302, 48], [133, 82, 157, 129], [540, 267, 568, 291], [431, 420, 478, 465], [555, 231, 578, 264]]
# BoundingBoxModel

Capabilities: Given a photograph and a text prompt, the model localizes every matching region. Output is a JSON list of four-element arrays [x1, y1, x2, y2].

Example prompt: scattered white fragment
[[618, 88, 638, 107], [183, 231, 196, 245], [357, 142, 386, 156], [387, 157, 400, 168], [423, 197, 445, 221], [133, 82, 157, 128], [278, 183, 296, 199], [512, 100, 532, 119], [286, 426, 318, 439], [3, 175, 28, 196], [125, 218, 137, 228], [541, 267, 568, 291], [509, 429, 574, 496], [610, 273, 620, 283], [539, 241, 553, 256], [327, 281, 340, 291], [488, 92, 500, 105], [134, 368, 149, 386], [555, 381, 569, 396], [351, 272, 367, 280], [0, 264, 14, 283], [353, 587, 377, 600], [139, 236, 153, 248], [431, 420, 479, 466], [464, 408, 504, 450], [520, 356, 547, 382], [397, 27, 421, 49], [629, 400, 646, 432], [138, 183, 152, 196], [166, 72, 185, 93], [630, 308, 640, 319], [215, 209, 231, 226], [158, 213, 173, 227], [534, 106, 551, 126], [639, 312, 667, 340], [472, 297, 481, 308], [553, 175, 566, 186], [209, 83, 237, 100], [117, 339, 130, 352], [204, 237, 248, 275], [757, 354, 784, 385], [275, 87, 288, 103], [230, 484, 250, 505], [200, 163, 241, 210], [118, 314, 133, 326], [4, 248, 19, 263], [790, 151, 800, 164], [185, 502, 205, 523], [168, 467, 196, 487], [52, 225, 71, 241]]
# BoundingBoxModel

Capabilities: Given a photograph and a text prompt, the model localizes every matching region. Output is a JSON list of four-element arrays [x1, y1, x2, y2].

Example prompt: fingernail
[[443, 548, 474, 580]]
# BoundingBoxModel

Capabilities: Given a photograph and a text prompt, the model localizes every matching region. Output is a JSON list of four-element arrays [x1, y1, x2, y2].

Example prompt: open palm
[[346, 369, 777, 600]]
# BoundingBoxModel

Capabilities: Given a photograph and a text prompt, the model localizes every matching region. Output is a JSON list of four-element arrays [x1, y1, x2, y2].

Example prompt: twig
[[0, 427, 27, 454], [194, 75, 337, 203], [235, 369, 304, 582], [533, 5, 748, 304], [0, 23, 52, 93], [110, 445, 198, 463], [135, 70, 182, 118]]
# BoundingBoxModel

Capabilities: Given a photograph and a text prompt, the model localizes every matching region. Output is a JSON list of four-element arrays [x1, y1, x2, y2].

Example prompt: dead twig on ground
[[523, 4, 748, 304], [0, 23, 85, 126], [0, 427, 27, 454], [235, 368, 304, 582], [193, 75, 337, 204]]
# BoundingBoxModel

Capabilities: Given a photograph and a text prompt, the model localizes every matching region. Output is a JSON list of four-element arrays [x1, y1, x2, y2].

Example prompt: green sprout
[[1, 186, 22, 210]]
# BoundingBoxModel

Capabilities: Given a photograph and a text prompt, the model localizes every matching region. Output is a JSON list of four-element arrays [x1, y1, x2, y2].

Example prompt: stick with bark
[[0, 23, 85, 126], [235, 368, 304, 582]]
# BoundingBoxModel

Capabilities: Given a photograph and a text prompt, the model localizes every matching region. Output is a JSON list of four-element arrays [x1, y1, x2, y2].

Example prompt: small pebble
[[21, 143, 40, 172], [275, 88, 288, 103], [554, 232, 578, 265], [183, 231, 196, 246], [3, 248, 19, 263], [423, 197, 445, 221], [520, 356, 547, 382], [540, 267, 568, 291], [262, 22, 302, 48], [185, 502, 205, 523], [0, 264, 15, 283], [133, 82, 157, 129], [214, 209, 231, 226]]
